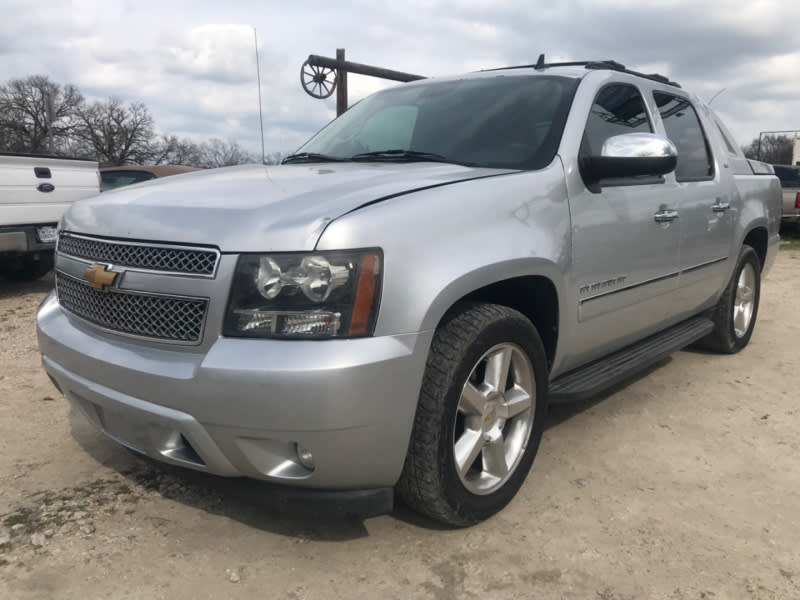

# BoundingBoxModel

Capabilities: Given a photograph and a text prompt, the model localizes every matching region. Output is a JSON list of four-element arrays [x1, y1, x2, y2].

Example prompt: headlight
[[223, 249, 382, 339]]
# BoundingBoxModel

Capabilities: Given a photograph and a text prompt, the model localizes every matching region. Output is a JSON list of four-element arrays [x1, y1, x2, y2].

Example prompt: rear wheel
[[397, 303, 549, 526], [697, 245, 761, 354]]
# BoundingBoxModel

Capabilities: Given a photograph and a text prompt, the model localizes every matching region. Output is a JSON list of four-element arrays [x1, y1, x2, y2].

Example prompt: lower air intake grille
[[56, 273, 207, 343]]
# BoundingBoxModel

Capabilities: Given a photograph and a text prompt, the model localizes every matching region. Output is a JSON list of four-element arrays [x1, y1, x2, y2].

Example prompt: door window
[[653, 93, 714, 181], [582, 84, 653, 156]]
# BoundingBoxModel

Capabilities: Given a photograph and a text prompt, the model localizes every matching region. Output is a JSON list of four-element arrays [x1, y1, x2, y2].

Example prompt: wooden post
[[336, 48, 348, 117]]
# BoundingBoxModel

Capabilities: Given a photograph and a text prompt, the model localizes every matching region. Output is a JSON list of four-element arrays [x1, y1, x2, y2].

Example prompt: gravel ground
[[1, 251, 798, 600]]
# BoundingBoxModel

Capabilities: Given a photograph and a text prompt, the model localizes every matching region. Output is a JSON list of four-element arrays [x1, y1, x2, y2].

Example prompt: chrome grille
[[56, 273, 207, 343], [58, 234, 218, 276]]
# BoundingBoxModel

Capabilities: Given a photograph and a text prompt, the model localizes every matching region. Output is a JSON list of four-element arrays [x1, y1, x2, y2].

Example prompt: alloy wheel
[[453, 343, 536, 495]]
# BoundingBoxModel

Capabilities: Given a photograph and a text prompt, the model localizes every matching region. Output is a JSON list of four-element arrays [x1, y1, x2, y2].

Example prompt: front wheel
[[697, 245, 761, 354], [397, 303, 549, 526]]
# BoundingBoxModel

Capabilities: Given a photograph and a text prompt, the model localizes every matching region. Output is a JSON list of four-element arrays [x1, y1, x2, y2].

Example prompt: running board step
[[549, 316, 714, 403]]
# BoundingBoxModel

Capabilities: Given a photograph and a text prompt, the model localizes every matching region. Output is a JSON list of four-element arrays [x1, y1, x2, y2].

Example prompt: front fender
[[418, 257, 565, 332], [315, 162, 571, 337]]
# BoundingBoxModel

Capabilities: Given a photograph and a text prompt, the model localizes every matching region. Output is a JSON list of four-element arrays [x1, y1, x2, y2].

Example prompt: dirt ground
[[0, 251, 798, 600]]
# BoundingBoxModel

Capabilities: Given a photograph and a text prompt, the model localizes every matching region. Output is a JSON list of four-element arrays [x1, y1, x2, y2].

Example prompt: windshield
[[293, 75, 578, 170]]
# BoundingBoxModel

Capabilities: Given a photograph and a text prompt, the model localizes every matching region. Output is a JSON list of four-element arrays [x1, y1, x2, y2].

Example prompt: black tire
[[0, 252, 54, 282], [696, 245, 761, 354], [397, 303, 549, 526]]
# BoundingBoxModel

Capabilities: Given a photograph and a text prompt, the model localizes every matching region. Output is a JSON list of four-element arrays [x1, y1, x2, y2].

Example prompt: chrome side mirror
[[582, 133, 678, 188], [601, 133, 678, 160]]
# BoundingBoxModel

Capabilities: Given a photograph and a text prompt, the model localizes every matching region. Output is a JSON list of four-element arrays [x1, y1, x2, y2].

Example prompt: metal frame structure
[[301, 49, 426, 116], [756, 129, 800, 164]]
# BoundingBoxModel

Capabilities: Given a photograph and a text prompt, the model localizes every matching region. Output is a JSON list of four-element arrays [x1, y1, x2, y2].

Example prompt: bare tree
[[0, 75, 84, 155], [150, 136, 255, 168], [0, 75, 265, 168], [196, 138, 255, 168], [75, 98, 157, 166], [264, 151, 287, 165], [150, 135, 203, 166], [742, 134, 794, 165]]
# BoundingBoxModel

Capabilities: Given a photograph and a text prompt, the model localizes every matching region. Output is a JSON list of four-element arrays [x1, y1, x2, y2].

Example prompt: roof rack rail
[[483, 54, 681, 88]]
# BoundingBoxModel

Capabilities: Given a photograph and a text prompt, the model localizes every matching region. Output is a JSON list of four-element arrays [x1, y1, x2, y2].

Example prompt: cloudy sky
[[3, 0, 799, 158]]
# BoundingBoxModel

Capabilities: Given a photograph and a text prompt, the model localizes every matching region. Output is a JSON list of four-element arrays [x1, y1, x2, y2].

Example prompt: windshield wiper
[[350, 149, 454, 163], [281, 152, 349, 164]]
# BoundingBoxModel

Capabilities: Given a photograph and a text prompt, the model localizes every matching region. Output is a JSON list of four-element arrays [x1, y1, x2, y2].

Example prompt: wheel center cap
[[482, 394, 503, 431]]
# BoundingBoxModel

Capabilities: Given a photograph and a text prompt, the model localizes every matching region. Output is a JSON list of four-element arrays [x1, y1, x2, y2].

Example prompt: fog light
[[295, 444, 315, 470]]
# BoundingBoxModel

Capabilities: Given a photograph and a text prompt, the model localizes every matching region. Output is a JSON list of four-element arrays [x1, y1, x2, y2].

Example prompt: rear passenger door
[[567, 83, 683, 367], [652, 92, 733, 311]]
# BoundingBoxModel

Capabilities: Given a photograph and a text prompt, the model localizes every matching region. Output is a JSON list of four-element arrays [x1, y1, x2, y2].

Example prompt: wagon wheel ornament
[[301, 59, 338, 99]]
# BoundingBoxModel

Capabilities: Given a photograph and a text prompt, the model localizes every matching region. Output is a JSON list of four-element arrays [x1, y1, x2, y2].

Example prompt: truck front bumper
[[0, 224, 57, 253], [37, 292, 432, 491]]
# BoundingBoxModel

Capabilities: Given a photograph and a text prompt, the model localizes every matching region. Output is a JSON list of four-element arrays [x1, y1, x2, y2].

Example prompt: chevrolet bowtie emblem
[[83, 264, 118, 290]]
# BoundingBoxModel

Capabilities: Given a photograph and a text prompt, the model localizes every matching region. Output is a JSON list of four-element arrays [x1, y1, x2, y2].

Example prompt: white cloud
[[0, 0, 799, 156], [161, 25, 257, 84]]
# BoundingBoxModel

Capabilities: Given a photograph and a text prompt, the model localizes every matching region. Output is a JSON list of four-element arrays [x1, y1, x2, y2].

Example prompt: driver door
[[566, 82, 683, 368]]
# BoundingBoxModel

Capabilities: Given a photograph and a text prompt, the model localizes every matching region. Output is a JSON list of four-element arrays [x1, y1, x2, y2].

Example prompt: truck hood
[[62, 162, 514, 252]]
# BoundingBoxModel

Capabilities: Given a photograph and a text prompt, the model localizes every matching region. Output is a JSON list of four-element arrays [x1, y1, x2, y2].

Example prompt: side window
[[583, 84, 652, 156], [653, 92, 714, 181]]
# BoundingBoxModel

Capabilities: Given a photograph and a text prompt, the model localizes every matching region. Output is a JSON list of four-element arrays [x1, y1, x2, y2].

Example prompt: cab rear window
[[774, 166, 800, 187], [101, 170, 156, 191]]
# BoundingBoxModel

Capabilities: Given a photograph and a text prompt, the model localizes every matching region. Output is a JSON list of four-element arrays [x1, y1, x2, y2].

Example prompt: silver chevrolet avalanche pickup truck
[[37, 58, 781, 526]]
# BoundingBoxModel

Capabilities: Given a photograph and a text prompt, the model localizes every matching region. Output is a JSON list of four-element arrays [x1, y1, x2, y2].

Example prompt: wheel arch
[[742, 226, 768, 268], [736, 176, 780, 274], [421, 260, 564, 369]]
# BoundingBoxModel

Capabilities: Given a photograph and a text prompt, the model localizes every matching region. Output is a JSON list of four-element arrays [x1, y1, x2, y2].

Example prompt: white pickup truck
[[0, 153, 99, 280]]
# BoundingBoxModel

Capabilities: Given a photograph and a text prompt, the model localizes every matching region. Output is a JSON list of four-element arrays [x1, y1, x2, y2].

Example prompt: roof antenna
[[708, 87, 726, 105], [253, 27, 266, 165], [534, 53, 546, 70]]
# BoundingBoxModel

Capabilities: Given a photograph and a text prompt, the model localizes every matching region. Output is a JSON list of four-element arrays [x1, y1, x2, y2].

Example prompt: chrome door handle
[[654, 210, 679, 223], [711, 201, 731, 212]]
